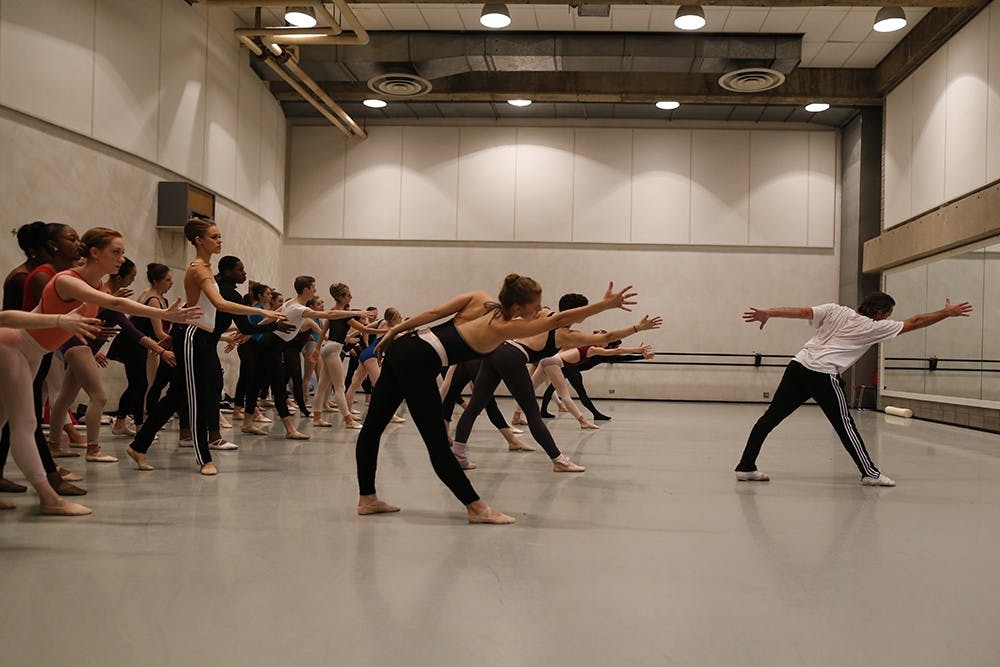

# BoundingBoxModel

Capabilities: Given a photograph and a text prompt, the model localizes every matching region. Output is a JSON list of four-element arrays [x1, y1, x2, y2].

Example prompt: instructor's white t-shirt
[[793, 304, 904, 375], [274, 301, 308, 342]]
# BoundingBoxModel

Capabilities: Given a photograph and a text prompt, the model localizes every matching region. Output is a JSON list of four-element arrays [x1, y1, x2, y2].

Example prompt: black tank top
[[428, 319, 479, 364], [329, 318, 350, 344], [524, 328, 558, 364]]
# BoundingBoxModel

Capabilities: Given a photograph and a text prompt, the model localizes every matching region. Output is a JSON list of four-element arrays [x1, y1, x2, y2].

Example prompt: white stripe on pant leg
[[185, 326, 204, 467], [829, 375, 878, 477]]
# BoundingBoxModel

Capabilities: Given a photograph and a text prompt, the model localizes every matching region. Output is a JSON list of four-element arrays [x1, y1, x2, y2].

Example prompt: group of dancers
[[0, 216, 975, 524]]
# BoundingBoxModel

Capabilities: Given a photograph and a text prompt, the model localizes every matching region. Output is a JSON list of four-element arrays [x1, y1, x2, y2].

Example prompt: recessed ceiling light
[[284, 7, 317, 28], [480, 4, 511, 29], [655, 101, 680, 110], [873, 6, 907, 33], [507, 99, 532, 107], [363, 99, 388, 109], [805, 102, 831, 113], [674, 5, 706, 31]]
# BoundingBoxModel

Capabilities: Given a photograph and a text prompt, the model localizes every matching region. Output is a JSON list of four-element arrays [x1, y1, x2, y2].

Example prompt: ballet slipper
[[540, 411, 555, 419], [390, 415, 406, 424], [1, 499, 15, 510], [57, 467, 83, 482], [0, 478, 28, 493], [511, 415, 528, 426], [507, 439, 536, 452], [553, 455, 586, 473], [357, 498, 401, 515], [125, 446, 154, 471], [467, 506, 516, 525], [241, 425, 267, 436], [592, 413, 612, 421], [254, 413, 273, 424], [285, 430, 311, 440], [344, 420, 363, 430], [558, 404, 570, 413], [219, 415, 233, 429], [312, 419, 333, 428], [578, 419, 600, 430], [48, 445, 79, 458], [450, 443, 477, 470], [111, 420, 136, 437], [39, 500, 92, 516], [200, 463, 218, 476], [85, 446, 118, 463]]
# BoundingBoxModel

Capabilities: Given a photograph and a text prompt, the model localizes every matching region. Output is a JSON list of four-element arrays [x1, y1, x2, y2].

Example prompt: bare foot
[[200, 463, 218, 476], [357, 497, 401, 515], [467, 506, 516, 524], [125, 446, 154, 471]]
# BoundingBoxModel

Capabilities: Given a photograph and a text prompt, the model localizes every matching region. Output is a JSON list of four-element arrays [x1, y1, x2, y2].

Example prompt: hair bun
[[504, 273, 521, 286]]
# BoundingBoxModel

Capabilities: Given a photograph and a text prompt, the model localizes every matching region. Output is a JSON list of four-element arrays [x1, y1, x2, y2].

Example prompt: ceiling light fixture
[[284, 6, 317, 28], [655, 101, 681, 110], [804, 102, 831, 113], [674, 5, 706, 31], [480, 4, 512, 29], [873, 6, 907, 33], [507, 99, 532, 107], [363, 99, 388, 109]]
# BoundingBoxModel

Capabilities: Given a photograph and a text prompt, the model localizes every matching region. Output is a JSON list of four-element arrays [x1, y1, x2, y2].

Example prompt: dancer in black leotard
[[355, 275, 639, 524]]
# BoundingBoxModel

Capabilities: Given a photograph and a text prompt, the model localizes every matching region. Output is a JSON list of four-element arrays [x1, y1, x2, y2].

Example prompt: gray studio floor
[[2, 400, 999, 666]]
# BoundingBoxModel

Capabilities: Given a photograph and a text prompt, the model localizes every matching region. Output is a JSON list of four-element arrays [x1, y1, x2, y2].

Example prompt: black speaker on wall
[[157, 182, 215, 229]]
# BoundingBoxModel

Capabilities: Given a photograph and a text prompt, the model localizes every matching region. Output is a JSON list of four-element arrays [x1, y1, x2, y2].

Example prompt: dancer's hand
[[637, 315, 662, 331], [262, 309, 287, 322], [59, 306, 102, 341], [161, 350, 177, 367], [113, 287, 134, 299], [375, 330, 397, 361], [743, 307, 769, 329], [162, 298, 204, 324], [640, 344, 655, 360], [603, 282, 637, 312], [944, 299, 973, 318], [94, 352, 109, 368]]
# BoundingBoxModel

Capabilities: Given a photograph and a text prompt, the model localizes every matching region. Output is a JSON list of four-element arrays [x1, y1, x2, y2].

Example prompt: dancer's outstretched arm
[[900, 299, 972, 333]]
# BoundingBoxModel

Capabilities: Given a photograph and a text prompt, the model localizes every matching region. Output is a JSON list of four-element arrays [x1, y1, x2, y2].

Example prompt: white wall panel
[[630, 129, 691, 244], [910, 50, 947, 218], [944, 11, 989, 202], [288, 127, 346, 238], [258, 93, 281, 228], [572, 129, 631, 243], [93, 0, 160, 161], [235, 61, 262, 214], [275, 109, 286, 231], [514, 128, 574, 242], [0, 0, 95, 135], [344, 127, 403, 239], [988, 1, 1000, 183], [748, 131, 808, 246], [204, 29, 240, 200], [883, 77, 913, 229], [808, 131, 837, 247], [400, 126, 459, 240], [456, 127, 516, 241], [690, 131, 749, 245], [158, 0, 207, 183]]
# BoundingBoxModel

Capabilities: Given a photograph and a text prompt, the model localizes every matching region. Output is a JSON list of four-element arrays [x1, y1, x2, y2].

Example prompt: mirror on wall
[[881, 239, 1000, 403]]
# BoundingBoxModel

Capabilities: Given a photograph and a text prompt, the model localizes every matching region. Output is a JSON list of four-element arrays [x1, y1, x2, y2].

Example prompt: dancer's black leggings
[[736, 361, 881, 478], [441, 359, 509, 430], [144, 355, 172, 424], [282, 338, 309, 416], [0, 353, 57, 476], [356, 335, 479, 505], [249, 333, 290, 419], [454, 342, 561, 459], [115, 345, 148, 422], [235, 338, 261, 409]]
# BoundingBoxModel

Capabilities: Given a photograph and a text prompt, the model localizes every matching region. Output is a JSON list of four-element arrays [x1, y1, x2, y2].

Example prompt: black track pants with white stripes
[[735, 360, 881, 478], [173, 325, 216, 466]]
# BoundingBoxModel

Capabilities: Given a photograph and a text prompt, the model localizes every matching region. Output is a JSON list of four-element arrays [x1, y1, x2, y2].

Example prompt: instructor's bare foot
[[200, 463, 218, 476], [358, 495, 400, 515], [467, 502, 516, 525]]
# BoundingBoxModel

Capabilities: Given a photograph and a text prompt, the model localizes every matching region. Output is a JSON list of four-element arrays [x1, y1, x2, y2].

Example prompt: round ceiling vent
[[367, 72, 433, 98], [718, 68, 786, 93]]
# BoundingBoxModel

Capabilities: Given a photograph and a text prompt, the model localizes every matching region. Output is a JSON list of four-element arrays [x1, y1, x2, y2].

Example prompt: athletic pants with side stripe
[[736, 360, 880, 478], [173, 325, 215, 466]]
